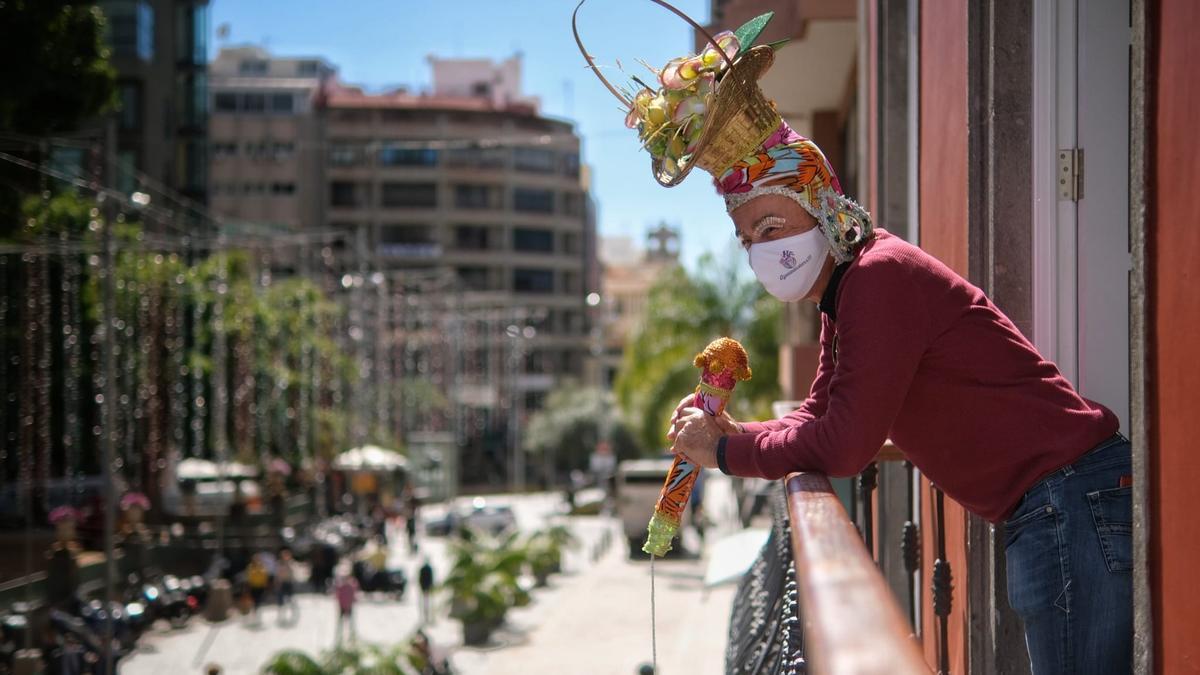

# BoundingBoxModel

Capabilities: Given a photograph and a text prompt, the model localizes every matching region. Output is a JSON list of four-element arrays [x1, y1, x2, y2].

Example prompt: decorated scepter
[[643, 337, 752, 556]]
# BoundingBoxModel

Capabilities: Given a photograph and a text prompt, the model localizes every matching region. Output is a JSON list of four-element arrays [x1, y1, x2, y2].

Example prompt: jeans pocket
[[1004, 504, 1063, 617], [1088, 486, 1133, 573]]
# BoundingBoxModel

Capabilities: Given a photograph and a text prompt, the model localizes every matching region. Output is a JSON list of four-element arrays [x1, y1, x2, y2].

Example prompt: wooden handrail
[[785, 472, 929, 674]]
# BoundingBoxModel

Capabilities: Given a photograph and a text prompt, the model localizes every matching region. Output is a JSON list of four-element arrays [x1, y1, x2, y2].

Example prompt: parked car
[[425, 499, 516, 537]]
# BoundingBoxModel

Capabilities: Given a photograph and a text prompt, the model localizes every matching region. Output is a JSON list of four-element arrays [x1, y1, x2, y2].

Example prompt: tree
[[0, 2, 119, 237], [0, 2, 117, 135], [614, 247, 781, 453], [522, 386, 641, 472]]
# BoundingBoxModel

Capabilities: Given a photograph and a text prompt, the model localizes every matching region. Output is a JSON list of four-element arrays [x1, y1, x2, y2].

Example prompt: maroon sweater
[[724, 230, 1118, 522]]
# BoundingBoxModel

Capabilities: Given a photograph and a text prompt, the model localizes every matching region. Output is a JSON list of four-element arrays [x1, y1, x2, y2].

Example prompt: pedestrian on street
[[275, 548, 297, 625], [581, 9, 1132, 672], [418, 559, 435, 625], [404, 487, 420, 555], [333, 566, 359, 644], [245, 553, 270, 625]]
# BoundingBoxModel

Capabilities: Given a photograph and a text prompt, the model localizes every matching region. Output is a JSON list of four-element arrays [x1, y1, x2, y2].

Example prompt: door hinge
[[1057, 148, 1084, 201]]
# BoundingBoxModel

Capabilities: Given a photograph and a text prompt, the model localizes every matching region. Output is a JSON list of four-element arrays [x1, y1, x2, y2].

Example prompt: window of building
[[513, 268, 554, 293], [270, 182, 295, 195], [332, 109, 371, 123], [272, 142, 295, 159], [380, 224, 433, 244], [380, 109, 434, 124], [114, 149, 136, 195], [270, 93, 294, 113], [454, 184, 500, 210], [239, 60, 268, 76], [563, 271, 581, 293], [176, 2, 208, 66], [330, 181, 369, 208], [297, 61, 319, 76], [176, 72, 207, 128], [562, 192, 583, 216], [243, 93, 266, 113], [512, 188, 554, 213], [514, 148, 557, 173], [329, 143, 364, 166], [381, 182, 438, 208], [455, 225, 491, 250], [214, 92, 237, 112], [563, 152, 581, 177], [444, 147, 507, 168], [562, 233, 581, 255], [457, 266, 491, 291], [179, 139, 206, 194], [102, 1, 154, 61], [525, 391, 546, 412], [378, 146, 438, 167], [379, 225, 440, 258], [118, 83, 141, 131], [513, 228, 554, 253]]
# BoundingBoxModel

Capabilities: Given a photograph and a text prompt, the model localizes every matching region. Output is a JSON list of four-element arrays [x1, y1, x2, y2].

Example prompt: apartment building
[[208, 46, 334, 232], [91, 0, 210, 205]]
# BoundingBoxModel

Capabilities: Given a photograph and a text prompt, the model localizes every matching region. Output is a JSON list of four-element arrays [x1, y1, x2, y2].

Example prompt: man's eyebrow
[[753, 215, 787, 236]]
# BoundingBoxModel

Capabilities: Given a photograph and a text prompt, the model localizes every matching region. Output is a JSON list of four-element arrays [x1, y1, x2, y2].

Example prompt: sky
[[207, 0, 743, 270]]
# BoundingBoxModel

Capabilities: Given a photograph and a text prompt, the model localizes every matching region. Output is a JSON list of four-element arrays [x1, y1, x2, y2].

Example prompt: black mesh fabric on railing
[[724, 483, 806, 674]]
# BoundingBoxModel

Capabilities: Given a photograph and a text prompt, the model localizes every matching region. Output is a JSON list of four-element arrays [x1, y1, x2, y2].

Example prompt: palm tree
[[614, 247, 780, 453]]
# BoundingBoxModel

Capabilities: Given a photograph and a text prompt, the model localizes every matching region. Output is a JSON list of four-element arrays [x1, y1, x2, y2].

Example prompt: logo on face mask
[[778, 252, 811, 280]]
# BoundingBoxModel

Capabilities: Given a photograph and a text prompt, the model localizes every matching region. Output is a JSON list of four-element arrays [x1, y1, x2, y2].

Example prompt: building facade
[[99, 0, 210, 205], [705, 0, 1200, 672], [208, 46, 333, 233], [206, 50, 595, 487]]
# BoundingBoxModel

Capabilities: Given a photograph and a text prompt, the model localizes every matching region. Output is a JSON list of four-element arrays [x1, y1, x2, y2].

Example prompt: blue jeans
[[1004, 434, 1133, 675]]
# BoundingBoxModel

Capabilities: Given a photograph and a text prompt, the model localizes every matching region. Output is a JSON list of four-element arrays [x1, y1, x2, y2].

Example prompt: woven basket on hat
[[572, 0, 782, 187]]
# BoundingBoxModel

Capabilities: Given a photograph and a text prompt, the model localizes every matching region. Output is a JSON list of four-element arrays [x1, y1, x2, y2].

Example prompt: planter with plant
[[442, 531, 530, 645]]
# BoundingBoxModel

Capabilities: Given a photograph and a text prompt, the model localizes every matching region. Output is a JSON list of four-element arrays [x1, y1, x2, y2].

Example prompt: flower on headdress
[[701, 31, 740, 71], [659, 57, 689, 90]]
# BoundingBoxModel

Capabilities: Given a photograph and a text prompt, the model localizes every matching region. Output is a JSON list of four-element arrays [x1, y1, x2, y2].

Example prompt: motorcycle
[[352, 560, 407, 600]]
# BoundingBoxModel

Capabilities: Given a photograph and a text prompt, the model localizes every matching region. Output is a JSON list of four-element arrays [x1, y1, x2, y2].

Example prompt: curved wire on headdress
[[571, 0, 734, 110]]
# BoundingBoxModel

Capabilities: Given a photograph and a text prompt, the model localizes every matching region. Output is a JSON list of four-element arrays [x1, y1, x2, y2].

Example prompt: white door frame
[[1031, 0, 1079, 384]]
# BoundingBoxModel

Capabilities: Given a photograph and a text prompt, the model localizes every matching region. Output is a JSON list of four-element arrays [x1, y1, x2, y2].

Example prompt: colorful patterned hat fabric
[[717, 120, 873, 262]]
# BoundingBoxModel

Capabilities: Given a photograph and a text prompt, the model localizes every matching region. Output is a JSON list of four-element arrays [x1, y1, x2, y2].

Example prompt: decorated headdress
[[572, 0, 873, 261]]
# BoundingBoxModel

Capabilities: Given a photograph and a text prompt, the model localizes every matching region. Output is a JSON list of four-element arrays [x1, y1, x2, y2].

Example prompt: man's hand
[[667, 393, 741, 439], [669, 407, 732, 469]]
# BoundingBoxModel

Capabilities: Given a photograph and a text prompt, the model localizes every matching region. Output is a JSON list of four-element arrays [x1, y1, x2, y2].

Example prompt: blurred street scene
[[2, 1, 1199, 674]]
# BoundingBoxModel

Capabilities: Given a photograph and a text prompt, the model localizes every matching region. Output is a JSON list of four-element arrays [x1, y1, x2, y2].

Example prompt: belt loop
[[1061, 463, 1075, 477]]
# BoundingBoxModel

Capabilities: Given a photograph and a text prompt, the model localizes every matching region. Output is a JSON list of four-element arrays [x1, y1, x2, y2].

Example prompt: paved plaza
[[123, 481, 739, 674]]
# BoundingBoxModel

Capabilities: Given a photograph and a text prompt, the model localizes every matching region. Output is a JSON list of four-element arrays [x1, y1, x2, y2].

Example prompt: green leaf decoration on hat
[[732, 12, 774, 54]]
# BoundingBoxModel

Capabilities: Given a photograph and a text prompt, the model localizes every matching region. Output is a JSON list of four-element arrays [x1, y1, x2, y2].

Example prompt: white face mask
[[747, 228, 830, 302]]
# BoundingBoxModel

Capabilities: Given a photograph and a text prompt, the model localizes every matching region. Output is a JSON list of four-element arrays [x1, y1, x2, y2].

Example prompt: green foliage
[[260, 641, 425, 675], [442, 530, 531, 626], [524, 525, 577, 579], [521, 385, 642, 468], [614, 247, 781, 452], [0, 2, 118, 135]]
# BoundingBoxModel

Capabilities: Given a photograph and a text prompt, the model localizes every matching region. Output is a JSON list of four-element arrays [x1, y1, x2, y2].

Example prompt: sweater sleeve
[[724, 256, 929, 479], [739, 315, 835, 435]]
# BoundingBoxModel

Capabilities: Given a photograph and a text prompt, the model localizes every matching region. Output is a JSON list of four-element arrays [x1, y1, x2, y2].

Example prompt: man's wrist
[[716, 436, 731, 475]]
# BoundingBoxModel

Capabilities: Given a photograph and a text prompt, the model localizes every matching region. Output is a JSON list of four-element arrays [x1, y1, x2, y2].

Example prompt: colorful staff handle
[[643, 337, 751, 556]]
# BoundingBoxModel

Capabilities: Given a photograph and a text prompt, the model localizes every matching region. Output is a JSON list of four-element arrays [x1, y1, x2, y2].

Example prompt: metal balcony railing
[[784, 472, 928, 674]]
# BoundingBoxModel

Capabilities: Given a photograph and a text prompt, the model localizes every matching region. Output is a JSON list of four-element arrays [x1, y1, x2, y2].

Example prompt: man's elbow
[[821, 437, 881, 477]]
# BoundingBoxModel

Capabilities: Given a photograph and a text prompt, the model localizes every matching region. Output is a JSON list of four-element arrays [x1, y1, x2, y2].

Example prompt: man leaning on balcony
[[665, 126, 1131, 674], [573, 5, 1132, 671]]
